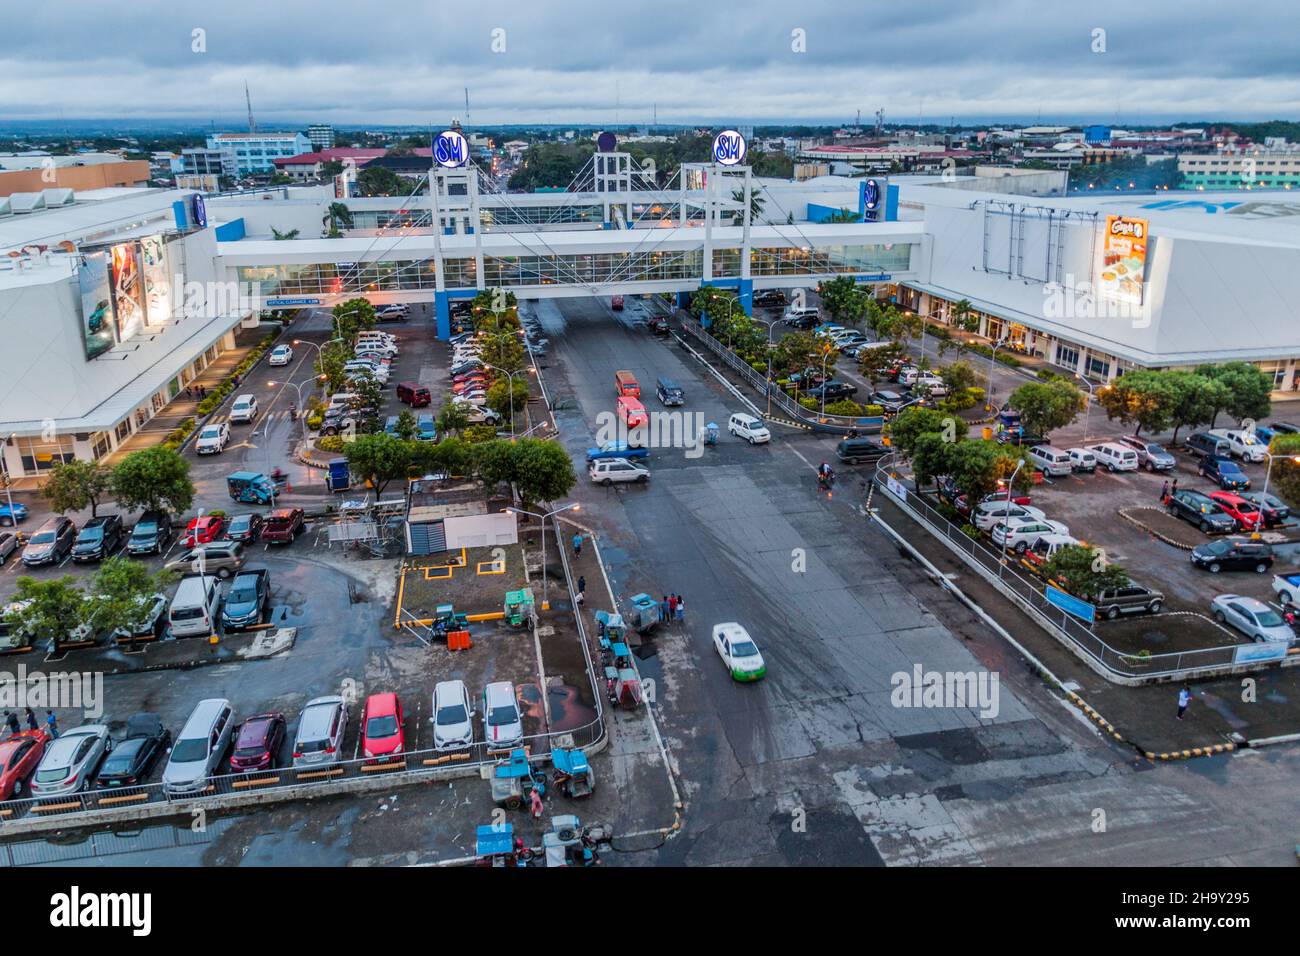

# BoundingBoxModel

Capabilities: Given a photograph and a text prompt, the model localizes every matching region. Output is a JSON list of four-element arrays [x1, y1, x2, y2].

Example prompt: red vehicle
[[951, 490, 1032, 518], [361, 693, 405, 763], [230, 713, 286, 773], [1209, 491, 1264, 531], [611, 295, 625, 310], [453, 377, 488, 394], [182, 515, 225, 548], [259, 508, 304, 545], [395, 381, 431, 407], [0, 729, 50, 799]]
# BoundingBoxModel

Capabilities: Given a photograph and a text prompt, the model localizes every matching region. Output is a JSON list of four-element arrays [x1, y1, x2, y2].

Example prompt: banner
[[1098, 215, 1148, 305], [110, 241, 146, 343], [78, 249, 115, 359], [140, 235, 172, 326]]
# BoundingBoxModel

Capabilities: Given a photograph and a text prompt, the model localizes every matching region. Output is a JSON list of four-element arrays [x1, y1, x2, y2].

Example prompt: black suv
[[1166, 489, 1237, 533], [752, 290, 786, 308], [128, 511, 174, 556], [1091, 583, 1165, 620], [807, 381, 858, 402], [72, 514, 124, 563], [1191, 537, 1274, 573], [836, 436, 889, 465]]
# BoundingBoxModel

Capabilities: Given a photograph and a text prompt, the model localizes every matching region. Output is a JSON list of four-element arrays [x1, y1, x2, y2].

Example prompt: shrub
[[824, 399, 866, 416], [317, 435, 345, 453], [306, 413, 324, 431], [463, 424, 498, 444]]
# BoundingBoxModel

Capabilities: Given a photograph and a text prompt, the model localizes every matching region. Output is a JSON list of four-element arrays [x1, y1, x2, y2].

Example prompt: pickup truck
[[1272, 573, 1300, 606], [221, 569, 270, 631], [260, 508, 305, 545]]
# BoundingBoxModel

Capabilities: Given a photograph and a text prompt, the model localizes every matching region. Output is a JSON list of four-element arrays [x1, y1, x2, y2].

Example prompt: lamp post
[[0, 432, 15, 527], [504, 503, 580, 612], [268, 378, 321, 444], [481, 362, 532, 437], [1074, 373, 1096, 442], [292, 336, 346, 403], [986, 337, 1006, 412], [757, 316, 782, 417], [819, 343, 834, 416]]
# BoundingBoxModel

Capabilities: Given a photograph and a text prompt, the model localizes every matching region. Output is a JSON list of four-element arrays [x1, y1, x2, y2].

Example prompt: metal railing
[[869, 456, 1289, 682]]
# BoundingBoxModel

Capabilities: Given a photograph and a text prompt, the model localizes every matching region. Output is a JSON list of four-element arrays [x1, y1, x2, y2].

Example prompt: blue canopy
[[552, 748, 589, 775], [476, 823, 514, 856]]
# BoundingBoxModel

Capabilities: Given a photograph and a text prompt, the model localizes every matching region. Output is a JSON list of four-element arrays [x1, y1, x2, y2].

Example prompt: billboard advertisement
[[139, 235, 172, 326], [78, 249, 115, 359], [109, 241, 147, 343], [1099, 215, 1148, 305]]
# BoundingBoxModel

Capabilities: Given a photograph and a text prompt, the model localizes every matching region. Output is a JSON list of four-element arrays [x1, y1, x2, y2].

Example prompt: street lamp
[[481, 363, 533, 437], [986, 337, 1007, 412], [504, 503, 581, 612], [1074, 373, 1096, 442], [819, 343, 835, 416], [756, 316, 782, 417], [292, 336, 346, 402], [268, 378, 323, 444]]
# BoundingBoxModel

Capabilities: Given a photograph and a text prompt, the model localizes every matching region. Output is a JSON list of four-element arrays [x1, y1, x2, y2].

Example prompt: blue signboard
[[1045, 585, 1096, 624], [434, 129, 468, 168], [266, 297, 321, 307], [1233, 641, 1290, 665], [712, 129, 747, 166], [191, 193, 207, 228]]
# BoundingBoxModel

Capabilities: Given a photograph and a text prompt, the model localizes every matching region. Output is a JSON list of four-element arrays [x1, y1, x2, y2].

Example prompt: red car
[[0, 729, 50, 799], [182, 515, 225, 548], [259, 508, 304, 545], [361, 693, 405, 763], [1209, 491, 1264, 531], [230, 713, 286, 773], [611, 295, 625, 310]]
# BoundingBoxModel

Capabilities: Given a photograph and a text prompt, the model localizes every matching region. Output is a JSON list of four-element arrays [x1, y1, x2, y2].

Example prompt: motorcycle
[[289, 403, 298, 421], [816, 468, 836, 492]]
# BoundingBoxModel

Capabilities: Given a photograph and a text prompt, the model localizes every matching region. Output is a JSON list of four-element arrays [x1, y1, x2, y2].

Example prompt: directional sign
[[1045, 585, 1096, 624]]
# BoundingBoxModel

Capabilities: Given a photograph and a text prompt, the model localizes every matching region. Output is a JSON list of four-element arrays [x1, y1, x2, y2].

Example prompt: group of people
[[4, 708, 58, 739], [185, 384, 209, 401], [1159, 478, 1179, 505], [659, 594, 686, 623]]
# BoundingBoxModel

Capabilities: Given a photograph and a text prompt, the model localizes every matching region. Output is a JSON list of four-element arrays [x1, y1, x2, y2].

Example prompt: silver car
[[432, 680, 474, 752], [1211, 595, 1295, 643], [163, 699, 235, 795], [481, 681, 523, 751], [292, 696, 349, 768], [30, 724, 112, 797]]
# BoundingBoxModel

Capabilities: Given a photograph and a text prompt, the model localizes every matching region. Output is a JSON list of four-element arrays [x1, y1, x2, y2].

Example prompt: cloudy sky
[[1, 1, 1297, 127]]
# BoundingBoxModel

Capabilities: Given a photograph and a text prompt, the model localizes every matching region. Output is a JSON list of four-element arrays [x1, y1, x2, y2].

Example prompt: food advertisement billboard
[[1099, 215, 1148, 305]]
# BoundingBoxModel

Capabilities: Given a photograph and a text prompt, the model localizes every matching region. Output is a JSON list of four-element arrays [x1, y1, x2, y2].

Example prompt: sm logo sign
[[434, 130, 468, 168], [712, 129, 747, 166]]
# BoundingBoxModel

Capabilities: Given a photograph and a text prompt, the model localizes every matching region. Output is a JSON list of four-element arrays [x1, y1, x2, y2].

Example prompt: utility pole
[[245, 81, 255, 133]]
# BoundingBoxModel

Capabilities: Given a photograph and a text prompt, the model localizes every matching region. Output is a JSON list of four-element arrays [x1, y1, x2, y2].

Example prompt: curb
[[1142, 742, 1237, 761], [1118, 507, 1197, 551], [1063, 691, 1125, 743]]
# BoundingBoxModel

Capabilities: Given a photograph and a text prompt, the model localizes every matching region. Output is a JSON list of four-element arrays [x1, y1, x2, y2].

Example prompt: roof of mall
[[0, 187, 187, 254]]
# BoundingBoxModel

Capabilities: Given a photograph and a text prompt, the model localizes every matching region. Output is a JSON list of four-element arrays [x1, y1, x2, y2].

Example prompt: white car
[[1208, 428, 1268, 463], [913, 373, 949, 396], [728, 412, 771, 444], [432, 680, 475, 752], [589, 458, 650, 484], [481, 681, 523, 751], [1087, 442, 1139, 472], [991, 516, 1070, 553], [229, 394, 258, 424], [972, 500, 1047, 531], [712, 623, 767, 682], [1210, 594, 1294, 643], [1068, 447, 1097, 473], [195, 422, 230, 454], [268, 344, 294, 366]]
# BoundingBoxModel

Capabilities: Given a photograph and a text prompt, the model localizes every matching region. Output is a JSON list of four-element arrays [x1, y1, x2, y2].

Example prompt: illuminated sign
[[862, 179, 881, 212], [1099, 215, 1148, 305], [191, 194, 207, 228], [712, 129, 747, 166], [434, 129, 468, 168]]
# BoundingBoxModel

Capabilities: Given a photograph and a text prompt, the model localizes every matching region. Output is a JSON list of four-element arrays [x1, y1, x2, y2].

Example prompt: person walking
[[1177, 684, 1191, 720], [1159, 479, 1169, 503], [661, 595, 670, 621], [1170, 477, 1178, 499], [529, 786, 544, 820], [572, 532, 582, 557], [667, 594, 678, 620], [24, 707, 37, 731], [577, 575, 586, 596], [3, 711, 17, 736], [45, 710, 58, 739], [675, 595, 685, 623]]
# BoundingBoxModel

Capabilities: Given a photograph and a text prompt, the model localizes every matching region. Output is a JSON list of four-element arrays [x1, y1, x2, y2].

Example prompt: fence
[[869, 456, 1288, 683]]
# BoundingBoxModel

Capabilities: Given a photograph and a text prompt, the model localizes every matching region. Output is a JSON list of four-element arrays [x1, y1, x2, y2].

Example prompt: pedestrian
[[675, 595, 685, 622], [3, 711, 17, 736], [1159, 479, 1169, 503], [1177, 684, 1191, 720], [529, 786, 544, 820], [577, 575, 586, 595], [24, 707, 37, 731], [1170, 477, 1178, 499], [667, 594, 678, 619], [572, 532, 582, 557], [661, 594, 670, 620], [45, 710, 58, 739], [185, 385, 193, 400]]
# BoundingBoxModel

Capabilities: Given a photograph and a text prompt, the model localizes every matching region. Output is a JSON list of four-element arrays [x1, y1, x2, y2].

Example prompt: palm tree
[[952, 298, 977, 333], [823, 208, 862, 223], [731, 188, 765, 225], [271, 227, 300, 241], [323, 202, 353, 238]]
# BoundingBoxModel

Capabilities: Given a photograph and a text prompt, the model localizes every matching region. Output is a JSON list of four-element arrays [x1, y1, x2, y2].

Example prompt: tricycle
[[489, 748, 547, 810], [605, 666, 643, 709], [551, 747, 595, 799]]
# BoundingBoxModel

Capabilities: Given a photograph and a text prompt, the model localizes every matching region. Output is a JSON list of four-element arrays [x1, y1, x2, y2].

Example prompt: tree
[[1166, 370, 1228, 443], [730, 188, 765, 224], [1196, 362, 1272, 426], [323, 201, 353, 237], [1040, 544, 1130, 599], [343, 433, 413, 495], [9, 575, 86, 656], [479, 330, 525, 374], [435, 399, 470, 439], [951, 299, 978, 333], [1008, 379, 1084, 437], [822, 208, 862, 223], [1270, 433, 1300, 509], [939, 360, 979, 393], [271, 227, 300, 240], [816, 276, 870, 328], [333, 297, 376, 340], [112, 446, 194, 516], [474, 439, 519, 490], [888, 407, 966, 458], [486, 378, 529, 422], [41, 460, 111, 517], [427, 436, 472, 477], [356, 165, 412, 197], [84, 557, 175, 651], [912, 432, 957, 489], [945, 439, 1031, 501], [514, 439, 576, 511], [317, 339, 351, 393], [346, 371, 385, 422], [1096, 369, 1176, 436], [394, 409, 418, 441]]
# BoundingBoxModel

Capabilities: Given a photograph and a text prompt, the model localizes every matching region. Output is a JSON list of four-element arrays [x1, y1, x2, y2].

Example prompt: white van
[[728, 413, 771, 444], [327, 392, 359, 413], [168, 574, 222, 638], [229, 394, 258, 424], [1028, 444, 1073, 477], [1087, 442, 1139, 472], [589, 458, 650, 484], [163, 698, 235, 795]]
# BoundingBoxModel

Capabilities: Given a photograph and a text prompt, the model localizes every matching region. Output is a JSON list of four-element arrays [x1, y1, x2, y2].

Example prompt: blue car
[[586, 441, 649, 462], [417, 414, 437, 442], [0, 502, 29, 526], [1199, 455, 1250, 491], [384, 415, 401, 436]]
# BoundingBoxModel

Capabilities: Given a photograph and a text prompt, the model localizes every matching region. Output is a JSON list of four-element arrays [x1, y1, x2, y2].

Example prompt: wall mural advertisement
[[110, 240, 147, 343], [1098, 215, 1148, 305], [78, 249, 115, 359]]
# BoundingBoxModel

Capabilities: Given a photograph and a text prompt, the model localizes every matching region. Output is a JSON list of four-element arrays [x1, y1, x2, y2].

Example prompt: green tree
[[435, 399, 470, 439], [816, 276, 870, 328], [356, 165, 413, 197], [271, 227, 300, 240], [946, 439, 1031, 501], [1040, 544, 1130, 599], [912, 432, 957, 489], [888, 407, 966, 458], [112, 446, 194, 515], [473, 439, 519, 489], [730, 187, 765, 224], [427, 436, 472, 477], [1269, 433, 1300, 509], [10, 575, 86, 656], [333, 297, 376, 341], [343, 432, 413, 495], [317, 339, 351, 393], [323, 201, 353, 238], [394, 409, 418, 441], [940, 360, 979, 393], [1166, 370, 1228, 443], [951, 299, 978, 333], [1008, 379, 1084, 437], [822, 208, 862, 223], [41, 460, 112, 517], [479, 330, 525, 374], [84, 557, 175, 650], [1195, 362, 1273, 426], [486, 378, 529, 422], [1096, 369, 1176, 436], [346, 371, 385, 423], [514, 439, 577, 511]]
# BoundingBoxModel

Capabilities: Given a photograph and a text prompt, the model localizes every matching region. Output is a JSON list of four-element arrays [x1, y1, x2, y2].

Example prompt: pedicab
[[626, 593, 661, 634], [605, 666, 643, 709], [489, 747, 547, 810], [227, 471, 279, 505], [543, 814, 599, 867], [703, 422, 719, 447], [504, 589, 535, 629], [605, 641, 632, 670], [551, 747, 595, 799], [475, 823, 532, 866], [429, 603, 469, 642], [594, 610, 626, 656]]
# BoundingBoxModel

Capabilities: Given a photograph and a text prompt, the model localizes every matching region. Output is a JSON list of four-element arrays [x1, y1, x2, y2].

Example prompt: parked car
[[481, 682, 523, 751], [221, 568, 270, 631], [0, 729, 49, 798], [1210, 595, 1294, 643], [225, 513, 264, 543], [997, 430, 1048, 448], [647, 316, 670, 336], [195, 422, 230, 455], [31, 724, 112, 796], [806, 381, 858, 402], [375, 304, 410, 322], [972, 501, 1047, 532], [1240, 491, 1291, 528], [163, 699, 235, 795], [1027, 445, 1072, 478], [1191, 538, 1274, 574], [416, 414, 438, 442], [871, 390, 912, 414], [230, 713, 287, 773], [589, 458, 650, 485], [1208, 491, 1265, 531], [432, 680, 475, 752], [1268, 421, 1300, 435], [0, 502, 29, 526], [71, 514, 123, 563], [21, 516, 77, 567], [95, 714, 170, 789], [712, 622, 767, 682], [587, 440, 649, 462], [181, 515, 225, 548], [1166, 489, 1238, 533], [229, 394, 259, 424], [0, 532, 17, 565], [1184, 431, 1231, 461], [1208, 428, 1268, 463], [1271, 573, 1300, 606], [111, 593, 169, 643], [752, 289, 786, 307], [268, 344, 293, 366], [127, 510, 173, 555], [728, 413, 771, 444], [1199, 455, 1251, 491], [1118, 436, 1177, 472], [1087, 442, 1139, 472], [361, 693, 405, 763], [260, 508, 304, 544], [1091, 583, 1165, 620], [292, 696, 349, 768], [991, 517, 1071, 553], [164, 541, 246, 579], [1068, 448, 1097, 474]]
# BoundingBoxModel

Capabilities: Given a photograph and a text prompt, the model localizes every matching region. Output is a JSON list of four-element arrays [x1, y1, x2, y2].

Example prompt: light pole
[[757, 316, 782, 417], [292, 336, 346, 403], [481, 362, 532, 437], [987, 337, 1007, 412], [505, 503, 580, 612], [268, 378, 321, 444], [904, 306, 945, 367], [1074, 373, 1096, 442], [819, 343, 834, 416]]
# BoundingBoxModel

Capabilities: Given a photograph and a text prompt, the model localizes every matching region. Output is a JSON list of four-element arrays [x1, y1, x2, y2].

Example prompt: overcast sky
[[1, 1, 1297, 127]]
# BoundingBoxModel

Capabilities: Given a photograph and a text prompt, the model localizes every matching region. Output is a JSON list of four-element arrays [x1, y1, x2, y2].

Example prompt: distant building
[[205, 132, 311, 176], [307, 124, 336, 149], [182, 147, 235, 180], [0, 154, 150, 197], [1179, 147, 1300, 190], [271, 148, 387, 181]]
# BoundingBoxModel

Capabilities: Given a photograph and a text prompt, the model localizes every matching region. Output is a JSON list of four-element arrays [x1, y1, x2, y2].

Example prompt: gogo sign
[[712, 129, 747, 166], [434, 129, 468, 168]]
